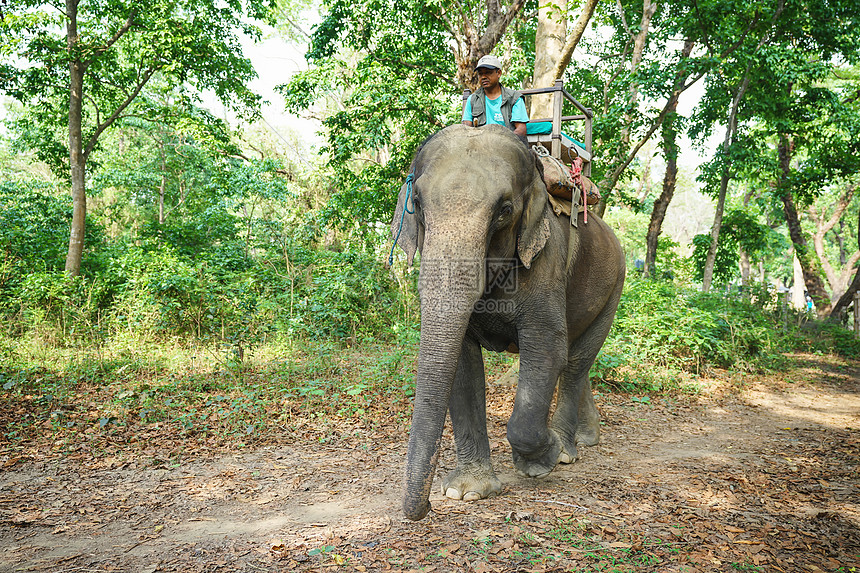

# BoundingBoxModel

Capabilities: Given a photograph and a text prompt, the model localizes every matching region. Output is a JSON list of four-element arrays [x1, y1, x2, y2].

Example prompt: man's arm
[[510, 98, 529, 137], [462, 97, 473, 127]]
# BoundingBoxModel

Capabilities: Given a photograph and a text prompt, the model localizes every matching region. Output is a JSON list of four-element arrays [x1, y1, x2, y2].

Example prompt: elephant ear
[[517, 170, 552, 269], [391, 177, 422, 267]]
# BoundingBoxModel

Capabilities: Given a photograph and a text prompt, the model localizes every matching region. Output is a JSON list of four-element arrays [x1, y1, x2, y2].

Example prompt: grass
[[0, 333, 418, 464], [1, 329, 855, 572]]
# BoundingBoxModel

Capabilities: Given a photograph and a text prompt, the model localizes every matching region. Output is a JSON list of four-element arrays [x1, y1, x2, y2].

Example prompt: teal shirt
[[463, 95, 529, 125]]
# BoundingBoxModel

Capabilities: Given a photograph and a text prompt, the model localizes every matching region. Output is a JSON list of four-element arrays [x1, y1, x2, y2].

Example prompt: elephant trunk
[[402, 241, 485, 521]]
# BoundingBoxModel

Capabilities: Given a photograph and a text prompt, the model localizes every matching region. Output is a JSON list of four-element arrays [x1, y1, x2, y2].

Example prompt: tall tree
[[531, 0, 567, 117], [278, 0, 530, 229], [642, 39, 693, 278], [701, 70, 752, 293], [552, 0, 599, 81], [0, 0, 269, 275], [569, 0, 709, 216], [642, 101, 678, 279], [809, 184, 860, 303], [830, 196, 860, 320], [735, 2, 860, 311], [531, 0, 601, 116]]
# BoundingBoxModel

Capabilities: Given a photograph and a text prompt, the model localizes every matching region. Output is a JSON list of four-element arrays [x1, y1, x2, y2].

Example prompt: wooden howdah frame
[[462, 79, 593, 177]]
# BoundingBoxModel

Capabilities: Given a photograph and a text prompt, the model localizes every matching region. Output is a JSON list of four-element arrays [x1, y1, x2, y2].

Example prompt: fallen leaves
[[0, 355, 858, 572]]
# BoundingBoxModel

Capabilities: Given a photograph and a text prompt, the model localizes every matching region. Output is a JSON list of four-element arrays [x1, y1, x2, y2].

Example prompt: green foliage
[[17, 272, 99, 341], [0, 180, 71, 274], [593, 277, 793, 390], [0, 337, 416, 455], [1, 0, 269, 176], [287, 248, 400, 340], [691, 232, 735, 285], [278, 0, 467, 228], [690, 208, 777, 285], [0, 180, 108, 324], [797, 321, 860, 359]]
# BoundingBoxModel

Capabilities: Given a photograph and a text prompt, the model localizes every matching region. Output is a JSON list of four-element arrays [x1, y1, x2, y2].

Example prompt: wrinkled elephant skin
[[392, 125, 626, 521]]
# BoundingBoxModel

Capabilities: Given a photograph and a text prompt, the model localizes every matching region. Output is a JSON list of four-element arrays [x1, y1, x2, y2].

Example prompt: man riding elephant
[[392, 124, 625, 521], [461, 55, 529, 137]]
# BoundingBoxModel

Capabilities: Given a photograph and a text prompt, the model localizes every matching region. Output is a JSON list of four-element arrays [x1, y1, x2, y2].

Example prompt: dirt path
[[1, 354, 858, 572]]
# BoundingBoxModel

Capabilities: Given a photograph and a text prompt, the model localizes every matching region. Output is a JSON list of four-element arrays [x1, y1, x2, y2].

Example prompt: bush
[[796, 320, 860, 359], [593, 277, 789, 388], [286, 248, 400, 340]]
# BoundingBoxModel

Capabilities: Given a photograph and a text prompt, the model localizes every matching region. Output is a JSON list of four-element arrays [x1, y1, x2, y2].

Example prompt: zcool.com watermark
[[418, 258, 518, 314]]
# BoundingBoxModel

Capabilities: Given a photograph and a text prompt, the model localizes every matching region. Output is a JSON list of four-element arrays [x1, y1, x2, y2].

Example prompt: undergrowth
[[590, 277, 860, 393], [0, 334, 418, 464], [1, 274, 858, 463]]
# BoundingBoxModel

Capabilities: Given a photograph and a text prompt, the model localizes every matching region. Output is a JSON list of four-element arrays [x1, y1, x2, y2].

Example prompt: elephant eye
[[499, 203, 513, 218]]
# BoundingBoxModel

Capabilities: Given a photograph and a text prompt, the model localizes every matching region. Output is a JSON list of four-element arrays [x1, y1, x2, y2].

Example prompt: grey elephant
[[391, 124, 625, 521]]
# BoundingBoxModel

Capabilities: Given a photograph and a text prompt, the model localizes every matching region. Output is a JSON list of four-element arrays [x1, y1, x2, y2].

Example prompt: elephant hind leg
[[442, 460, 502, 501], [552, 300, 620, 462]]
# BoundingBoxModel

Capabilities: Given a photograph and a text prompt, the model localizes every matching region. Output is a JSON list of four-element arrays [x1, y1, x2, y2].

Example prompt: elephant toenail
[[463, 491, 481, 501], [445, 487, 461, 500]]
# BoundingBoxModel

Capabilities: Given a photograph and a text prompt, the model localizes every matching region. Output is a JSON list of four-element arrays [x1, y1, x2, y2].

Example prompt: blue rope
[[389, 172, 415, 266]]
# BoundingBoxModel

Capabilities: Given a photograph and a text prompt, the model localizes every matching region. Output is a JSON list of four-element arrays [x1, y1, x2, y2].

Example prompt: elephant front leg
[[508, 333, 568, 478], [443, 336, 502, 501]]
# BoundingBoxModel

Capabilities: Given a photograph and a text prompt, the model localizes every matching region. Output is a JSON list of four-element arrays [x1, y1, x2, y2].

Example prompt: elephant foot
[[550, 424, 597, 464], [575, 426, 600, 447], [558, 441, 579, 464], [551, 426, 585, 464], [442, 461, 502, 501], [511, 431, 562, 478]]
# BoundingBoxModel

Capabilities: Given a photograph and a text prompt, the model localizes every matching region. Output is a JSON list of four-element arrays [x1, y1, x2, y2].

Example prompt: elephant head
[[391, 125, 553, 520]]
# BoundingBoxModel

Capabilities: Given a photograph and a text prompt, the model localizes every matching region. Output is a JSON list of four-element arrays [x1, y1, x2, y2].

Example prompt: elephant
[[391, 124, 626, 521]]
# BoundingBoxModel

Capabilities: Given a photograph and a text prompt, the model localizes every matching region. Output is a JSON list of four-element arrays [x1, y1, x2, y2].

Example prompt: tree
[[1, 0, 270, 275], [531, 0, 567, 117], [642, 39, 694, 279], [567, 0, 706, 215], [830, 194, 860, 320], [531, 0, 600, 116], [278, 0, 530, 231], [700, 69, 753, 293], [808, 183, 859, 303], [643, 100, 679, 279], [551, 0, 599, 81], [691, 208, 771, 286], [734, 6, 860, 312]]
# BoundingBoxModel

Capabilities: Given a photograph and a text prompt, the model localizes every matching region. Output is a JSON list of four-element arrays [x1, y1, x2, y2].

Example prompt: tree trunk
[[702, 73, 751, 293], [643, 102, 679, 279], [531, 0, 567, 118], [739, 249, 750, 288], [64, 0, 86, 276], [810, 184, 858, 303], [777, 134, 832, 314], [158, 143, 167, 225], [158, 175, 166, 225], [451, 0, 528, 90], [792, 254, 806, 309], [830, 267, 860, 320], [828, 204, 860, 320], [552, 0, 600, 81], [701, 173, 729, 293]]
